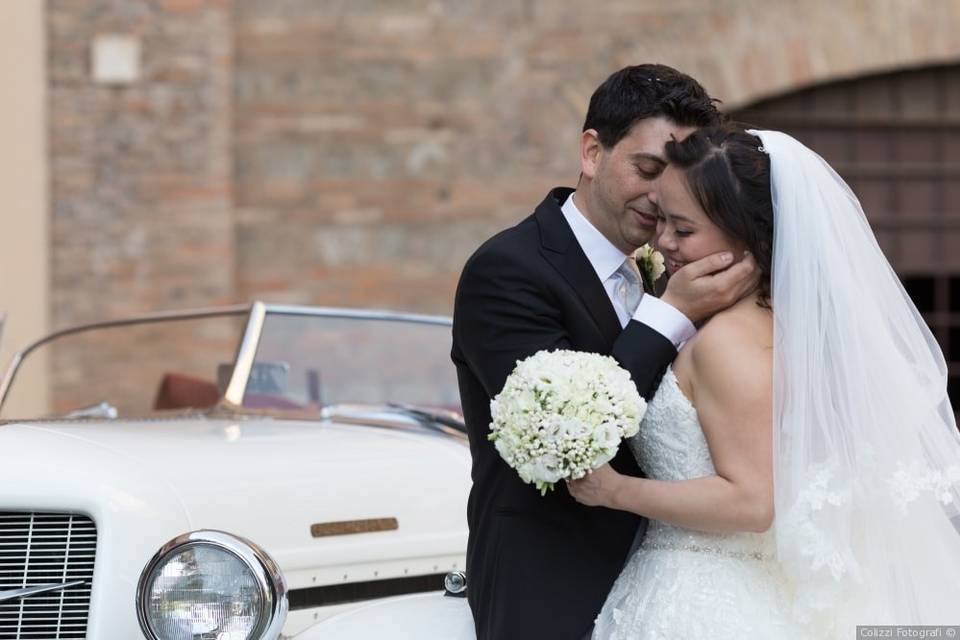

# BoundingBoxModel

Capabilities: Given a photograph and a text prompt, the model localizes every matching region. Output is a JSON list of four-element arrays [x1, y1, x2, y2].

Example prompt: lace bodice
[[629, 367, 712, 480], [593, 366, 800, 639], [629, 366, 776, 559]]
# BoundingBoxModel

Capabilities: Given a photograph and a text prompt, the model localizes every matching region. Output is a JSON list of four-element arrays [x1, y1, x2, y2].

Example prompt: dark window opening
[[903, 276, 936, 313]]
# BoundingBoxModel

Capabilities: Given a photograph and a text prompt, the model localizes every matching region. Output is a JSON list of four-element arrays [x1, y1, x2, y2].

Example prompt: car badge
[[311, 517, 398, 537], [0, 580, 85, 603]]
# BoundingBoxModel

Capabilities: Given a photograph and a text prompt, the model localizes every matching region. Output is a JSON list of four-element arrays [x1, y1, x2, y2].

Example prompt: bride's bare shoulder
[[696, 297, 772, 352], [686, 298, 773, 393]]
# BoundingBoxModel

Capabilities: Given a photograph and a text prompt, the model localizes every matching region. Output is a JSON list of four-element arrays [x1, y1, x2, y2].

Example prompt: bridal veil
[[754, 129, 960, 633]]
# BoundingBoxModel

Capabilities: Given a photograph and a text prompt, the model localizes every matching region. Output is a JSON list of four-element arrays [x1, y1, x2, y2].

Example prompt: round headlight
[[136, 530, 287, 640]]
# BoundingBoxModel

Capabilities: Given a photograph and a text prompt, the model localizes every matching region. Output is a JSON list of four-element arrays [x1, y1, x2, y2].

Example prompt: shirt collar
[[560, 192, 631, 281]]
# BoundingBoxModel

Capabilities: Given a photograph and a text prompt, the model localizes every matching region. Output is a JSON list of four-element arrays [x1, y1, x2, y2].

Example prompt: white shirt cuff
[[632, 294, 696, 349]]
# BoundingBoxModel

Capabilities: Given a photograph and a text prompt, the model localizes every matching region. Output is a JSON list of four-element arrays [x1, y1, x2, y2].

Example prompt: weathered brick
[[42, 0, 960, 412]]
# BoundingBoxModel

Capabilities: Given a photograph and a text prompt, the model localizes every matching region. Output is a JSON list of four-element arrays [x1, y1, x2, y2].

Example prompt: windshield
[[239, 311, 459, 414], [0, 312, 248, 419], [0, 305, 459, 421]]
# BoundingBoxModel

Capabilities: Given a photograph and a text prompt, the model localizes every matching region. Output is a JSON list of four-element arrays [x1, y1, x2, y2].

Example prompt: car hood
[[0, 415, 470, 591]]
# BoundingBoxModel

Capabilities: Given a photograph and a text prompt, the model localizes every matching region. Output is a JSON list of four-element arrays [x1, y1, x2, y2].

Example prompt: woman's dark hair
[[665, 125, 774, 307], [583, 64, 722, 149]]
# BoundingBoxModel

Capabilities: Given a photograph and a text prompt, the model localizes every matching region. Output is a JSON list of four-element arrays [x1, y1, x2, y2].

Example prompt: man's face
[[580, 116, 695, 254]]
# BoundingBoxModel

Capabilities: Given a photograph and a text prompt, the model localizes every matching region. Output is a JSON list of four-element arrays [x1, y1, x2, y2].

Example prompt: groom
[[451, 64, 759, 639]]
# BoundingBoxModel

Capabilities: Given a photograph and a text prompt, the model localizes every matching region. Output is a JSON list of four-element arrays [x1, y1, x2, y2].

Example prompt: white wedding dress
[[593, 366, 804, 639]]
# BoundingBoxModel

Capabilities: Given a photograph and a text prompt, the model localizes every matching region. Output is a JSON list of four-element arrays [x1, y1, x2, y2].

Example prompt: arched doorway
[[732, 64, 960, 409]]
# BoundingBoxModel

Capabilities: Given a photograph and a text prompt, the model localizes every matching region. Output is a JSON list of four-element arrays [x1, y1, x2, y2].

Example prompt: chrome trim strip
[[262, 304, 452, 326], [136, 529, 288, 640], [222, 301, 267, 407], [0, 580, 85, 603]]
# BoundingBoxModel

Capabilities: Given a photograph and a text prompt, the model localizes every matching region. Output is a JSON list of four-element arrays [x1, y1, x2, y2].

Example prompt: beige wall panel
[[0, 1, 49, 417]]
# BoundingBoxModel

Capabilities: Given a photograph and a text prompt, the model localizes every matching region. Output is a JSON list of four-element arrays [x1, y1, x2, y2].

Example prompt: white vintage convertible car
[[0, 302, 474, 639]]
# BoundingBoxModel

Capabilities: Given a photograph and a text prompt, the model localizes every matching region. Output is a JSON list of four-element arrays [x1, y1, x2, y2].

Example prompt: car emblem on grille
[[0, 580, 85, 603]]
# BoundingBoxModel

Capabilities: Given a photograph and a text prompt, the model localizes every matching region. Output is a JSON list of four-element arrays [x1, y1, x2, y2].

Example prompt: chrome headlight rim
[[136, 529, 288, 640]]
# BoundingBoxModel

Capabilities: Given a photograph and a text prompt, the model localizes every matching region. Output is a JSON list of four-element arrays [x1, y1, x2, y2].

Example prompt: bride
[[568, 126, 960, 638]]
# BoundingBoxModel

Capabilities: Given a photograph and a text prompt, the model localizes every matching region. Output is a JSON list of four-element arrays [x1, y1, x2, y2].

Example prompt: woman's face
[[651, 165, 743, 275]]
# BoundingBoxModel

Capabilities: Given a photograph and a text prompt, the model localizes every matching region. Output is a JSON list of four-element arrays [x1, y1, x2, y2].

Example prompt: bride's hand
[[566, 464, 623, 508]]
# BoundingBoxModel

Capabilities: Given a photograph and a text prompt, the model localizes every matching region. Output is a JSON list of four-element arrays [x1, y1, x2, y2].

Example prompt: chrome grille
[[0, 513, 96, 639]]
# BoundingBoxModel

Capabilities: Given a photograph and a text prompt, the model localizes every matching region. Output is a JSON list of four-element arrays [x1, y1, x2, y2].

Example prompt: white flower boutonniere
[[636, 244, 666, 292]]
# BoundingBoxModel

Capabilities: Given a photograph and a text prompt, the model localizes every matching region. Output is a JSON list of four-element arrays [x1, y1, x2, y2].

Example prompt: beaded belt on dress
[[640, 539, 773, 562]]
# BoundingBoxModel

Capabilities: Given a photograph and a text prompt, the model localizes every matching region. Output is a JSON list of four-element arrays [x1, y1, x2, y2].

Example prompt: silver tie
[[616, 257, 643, 316]]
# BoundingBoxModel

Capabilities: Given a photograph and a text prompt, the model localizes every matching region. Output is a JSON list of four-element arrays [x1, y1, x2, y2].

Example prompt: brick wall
[[48, 0, 234, 325], [231, 0, 960, 314], [46, 0, 960, 324], [36, 0, 960, 415], [46, 0, 235, 413]]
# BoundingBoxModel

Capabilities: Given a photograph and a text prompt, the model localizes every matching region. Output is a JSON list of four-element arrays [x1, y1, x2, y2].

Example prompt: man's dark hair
[[665, 124, 773, 307], [583, 64, 722, 148]]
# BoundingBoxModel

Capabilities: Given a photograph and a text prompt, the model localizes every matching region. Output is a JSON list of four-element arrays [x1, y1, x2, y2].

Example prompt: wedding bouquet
[[488, 349, 647, 495]]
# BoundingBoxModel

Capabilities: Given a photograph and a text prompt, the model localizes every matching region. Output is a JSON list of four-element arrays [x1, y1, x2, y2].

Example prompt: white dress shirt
[[560, 192, 695, 348]]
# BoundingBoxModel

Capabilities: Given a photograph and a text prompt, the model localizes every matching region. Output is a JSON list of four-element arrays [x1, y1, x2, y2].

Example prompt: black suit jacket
[[451, 187, 678, 639]]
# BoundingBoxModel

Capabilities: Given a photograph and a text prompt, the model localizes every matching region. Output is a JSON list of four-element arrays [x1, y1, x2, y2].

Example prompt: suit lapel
[[536, 188, 622, 347]]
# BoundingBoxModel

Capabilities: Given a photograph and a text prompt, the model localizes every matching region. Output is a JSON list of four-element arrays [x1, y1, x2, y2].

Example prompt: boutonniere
[[636, 244, 666, 293]]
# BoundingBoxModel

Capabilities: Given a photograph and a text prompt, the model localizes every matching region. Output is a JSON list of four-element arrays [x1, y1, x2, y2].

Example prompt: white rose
[[600, 422, 621, 450], [649, 251, 666, 281], [591, 447, 618, 469], [532, 454, 563, 484], [637, 244, 666, 283]]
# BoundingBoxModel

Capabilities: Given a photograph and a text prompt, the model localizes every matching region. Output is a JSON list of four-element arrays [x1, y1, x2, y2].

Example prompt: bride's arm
[[568, 313, 774, 534]]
